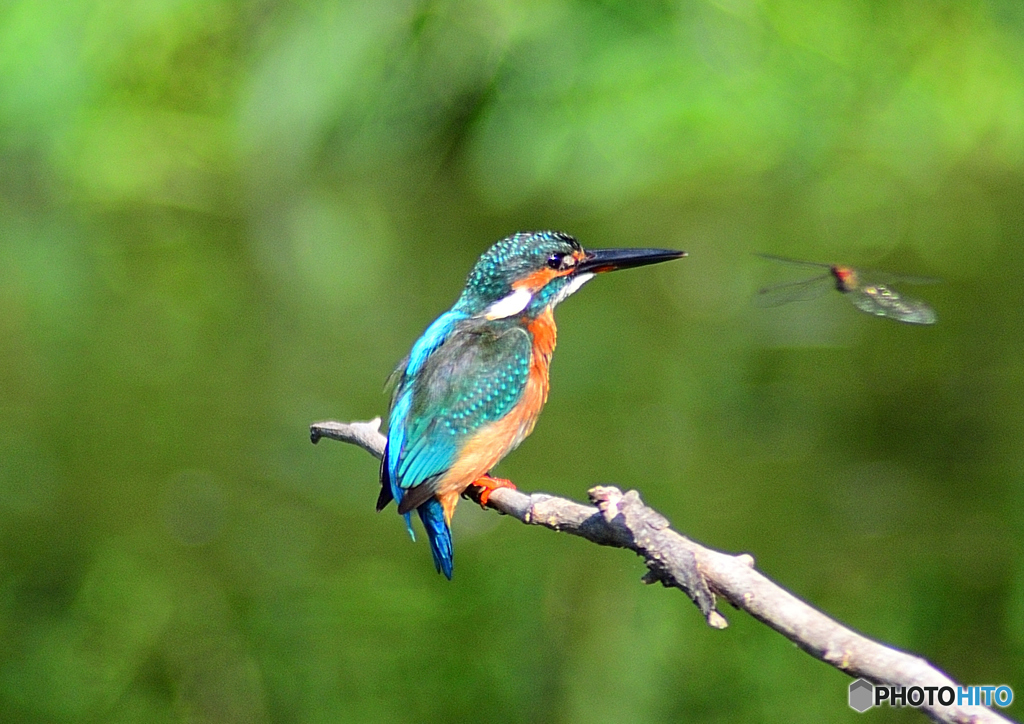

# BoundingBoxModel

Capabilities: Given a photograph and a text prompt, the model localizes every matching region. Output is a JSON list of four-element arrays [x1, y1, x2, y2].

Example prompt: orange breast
[[433, 307, 558, 521], [515, 305, 557, 445]]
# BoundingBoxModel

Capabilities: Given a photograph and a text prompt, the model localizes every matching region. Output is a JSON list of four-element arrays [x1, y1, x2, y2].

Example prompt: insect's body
[[830, 265, 858, 293], [378, 231, 686, 577]]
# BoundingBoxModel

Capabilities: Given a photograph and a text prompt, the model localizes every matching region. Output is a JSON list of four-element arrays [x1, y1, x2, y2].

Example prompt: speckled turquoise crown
[[455, 231, 581, 313]]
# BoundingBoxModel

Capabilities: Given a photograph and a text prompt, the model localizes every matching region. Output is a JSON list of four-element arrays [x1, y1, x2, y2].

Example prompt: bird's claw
[[473, 476, 517, 508]]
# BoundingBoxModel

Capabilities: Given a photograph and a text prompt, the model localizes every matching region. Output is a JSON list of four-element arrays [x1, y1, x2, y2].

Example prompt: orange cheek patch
[[513, 267, 560, 293]]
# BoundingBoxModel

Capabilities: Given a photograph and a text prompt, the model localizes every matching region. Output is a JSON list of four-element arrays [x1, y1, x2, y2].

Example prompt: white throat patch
[[485, 287, 533, 319], [554, 272, 594, 305]]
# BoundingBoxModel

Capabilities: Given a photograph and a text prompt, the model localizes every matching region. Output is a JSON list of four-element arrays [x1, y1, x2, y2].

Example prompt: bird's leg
[[469, 475, 517, 508]]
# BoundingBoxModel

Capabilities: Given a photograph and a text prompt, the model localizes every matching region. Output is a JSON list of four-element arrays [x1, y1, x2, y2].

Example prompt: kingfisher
[[377, 231, 686, 578]]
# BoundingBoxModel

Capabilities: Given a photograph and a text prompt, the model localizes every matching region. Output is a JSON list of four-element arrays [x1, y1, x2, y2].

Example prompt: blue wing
[[392, 319, 532, 497], [377, 310, 465, 534], [387, 320, 532, 494], [384, 310, 467, 487], [378, 316, 532, 577]]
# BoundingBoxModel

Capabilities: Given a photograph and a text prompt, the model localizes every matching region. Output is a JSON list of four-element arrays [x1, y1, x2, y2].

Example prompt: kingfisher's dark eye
[[546, 252, 574, 270]]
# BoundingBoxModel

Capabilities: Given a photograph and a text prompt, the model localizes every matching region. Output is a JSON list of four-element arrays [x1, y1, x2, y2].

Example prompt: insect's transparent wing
[[754, 274, 833, 307], [848, 285, 937, 325], [754, 253, 833, 270], [760, 254, 942, 284]]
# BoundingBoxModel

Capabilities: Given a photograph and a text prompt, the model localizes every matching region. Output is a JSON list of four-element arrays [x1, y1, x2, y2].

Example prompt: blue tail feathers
[[383, 434, 453, 578], [417, 498, 453, 579]]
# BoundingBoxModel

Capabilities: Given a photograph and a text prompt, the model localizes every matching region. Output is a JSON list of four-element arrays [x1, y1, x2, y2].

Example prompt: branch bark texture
[[311, 419, 1013, 724]]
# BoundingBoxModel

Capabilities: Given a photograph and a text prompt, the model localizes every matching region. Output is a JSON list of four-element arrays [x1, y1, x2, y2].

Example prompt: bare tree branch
[[311, 418, 1014, 724]]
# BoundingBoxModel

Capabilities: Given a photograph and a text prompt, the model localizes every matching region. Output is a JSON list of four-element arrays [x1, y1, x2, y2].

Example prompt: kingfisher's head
[[454, 231, 686, 320]]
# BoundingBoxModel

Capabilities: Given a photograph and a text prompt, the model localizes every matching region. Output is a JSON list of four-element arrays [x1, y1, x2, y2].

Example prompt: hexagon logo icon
[[849, 678, 874, 712]]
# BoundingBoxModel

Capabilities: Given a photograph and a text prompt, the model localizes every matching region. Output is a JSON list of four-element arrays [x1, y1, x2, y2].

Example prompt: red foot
[[471, 475, 517, 507]]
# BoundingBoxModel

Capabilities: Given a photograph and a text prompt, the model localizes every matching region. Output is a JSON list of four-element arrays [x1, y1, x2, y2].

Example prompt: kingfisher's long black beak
[[576, 247, 687, 275]]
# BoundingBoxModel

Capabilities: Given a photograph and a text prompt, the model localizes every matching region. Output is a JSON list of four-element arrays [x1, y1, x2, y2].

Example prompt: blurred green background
[[1, 0, 1022, 721]]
